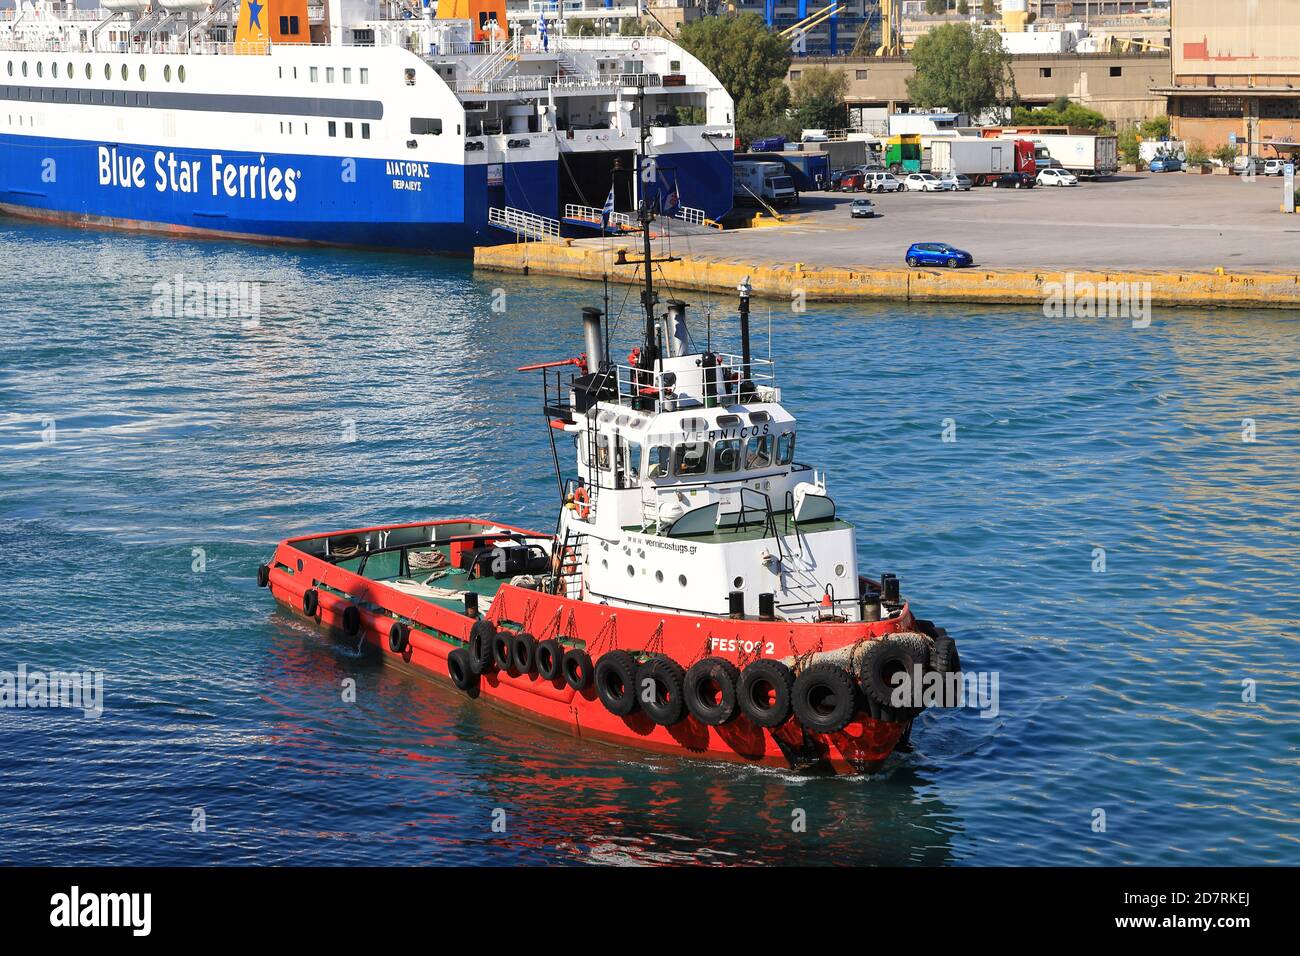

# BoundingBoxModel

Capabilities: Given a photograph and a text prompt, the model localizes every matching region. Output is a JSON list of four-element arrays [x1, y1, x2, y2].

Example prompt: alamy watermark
[[1044, 273, 1151, 329], [890, 665, 1000, 719], [0, 664, 103, 719], [152, 272, 263, 328]]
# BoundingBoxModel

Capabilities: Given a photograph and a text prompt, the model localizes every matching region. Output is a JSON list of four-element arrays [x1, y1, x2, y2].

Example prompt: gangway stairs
[[488, 206, 562, 240]]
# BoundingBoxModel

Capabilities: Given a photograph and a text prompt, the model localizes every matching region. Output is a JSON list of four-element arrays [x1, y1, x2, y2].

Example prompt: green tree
[[1139, 115, 1170, 140], [982, 0, 996, 14], [957, 1, 970, 15], [1118, 125, 1140, 164], [790, 65, 850, 133], [1212, 144, 1238, 166], [677, 14, 794, 145], [925, 0, 948, 13], [906, 23, 1015, 119], [1012, 97, 1109, 130]]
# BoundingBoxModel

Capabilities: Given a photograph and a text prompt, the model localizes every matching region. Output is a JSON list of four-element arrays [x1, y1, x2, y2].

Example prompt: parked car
[[1234, 156, 1264, 176], [857, 163, 887, 174], [863, 171, 904, 193], [1263, 158, 1287, 177], [904, 173, 953, 192], [849, 198, 877, 219], [905, 242, 973, 269], [1148, 156, 1182, 173], [938, 174, 973, 191], [992, 172, 1035, 189], [1037, 168, 1079, 187], [829, 169, 866, 192], [750, 136, 786, 153]]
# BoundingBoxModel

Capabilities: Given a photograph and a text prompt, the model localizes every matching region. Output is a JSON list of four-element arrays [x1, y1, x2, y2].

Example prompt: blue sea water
[[1, 218, 1298, 866]]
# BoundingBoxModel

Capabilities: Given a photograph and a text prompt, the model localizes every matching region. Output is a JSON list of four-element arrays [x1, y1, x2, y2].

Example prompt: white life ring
[[631, 40, 641, 51]]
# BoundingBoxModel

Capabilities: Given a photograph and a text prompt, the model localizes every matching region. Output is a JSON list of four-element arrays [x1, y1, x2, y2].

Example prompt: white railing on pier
[[674, 205, 706, 226], [488, 206, 561, 241], [564, 203, 604, 226]]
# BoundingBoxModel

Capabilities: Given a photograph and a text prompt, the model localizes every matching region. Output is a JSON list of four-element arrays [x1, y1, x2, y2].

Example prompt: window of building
[[1110, 66, 1122, 77], [789, 70, 801, 80], [856, 69, 869, 80], [1040, 67, 1052, 78], [410, 117, 442, 135], [673, 442, 709, 477], [713, 439, 741, 473]]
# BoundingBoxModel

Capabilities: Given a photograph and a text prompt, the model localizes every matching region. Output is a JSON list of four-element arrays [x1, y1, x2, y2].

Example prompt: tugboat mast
[[637, 88, 657, 377]]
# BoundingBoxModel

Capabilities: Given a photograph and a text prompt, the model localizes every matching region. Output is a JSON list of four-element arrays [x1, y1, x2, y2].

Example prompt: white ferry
[[0, 0, 736, 252]]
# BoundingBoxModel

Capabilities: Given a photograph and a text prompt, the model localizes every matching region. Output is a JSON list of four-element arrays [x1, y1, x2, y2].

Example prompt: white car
[[938, 174, 973, 191], [904, 173, 953, 192], [863, 171, 904, 193], [1037, 168, 1079, 187], [1263, 158, 1287, 177]]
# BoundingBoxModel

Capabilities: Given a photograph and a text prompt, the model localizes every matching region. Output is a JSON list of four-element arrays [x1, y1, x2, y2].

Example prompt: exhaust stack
[[582, 307, 604, 371]]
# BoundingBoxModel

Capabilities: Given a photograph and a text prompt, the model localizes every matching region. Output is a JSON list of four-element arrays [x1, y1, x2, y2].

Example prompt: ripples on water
[[0, 220, 1297, 866]]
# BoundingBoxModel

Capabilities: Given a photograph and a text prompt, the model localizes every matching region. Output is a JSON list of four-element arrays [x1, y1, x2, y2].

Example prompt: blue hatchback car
[[906, 242, 974, 268]]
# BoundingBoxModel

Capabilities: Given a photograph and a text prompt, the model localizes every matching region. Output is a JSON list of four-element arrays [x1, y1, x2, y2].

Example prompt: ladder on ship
[[551, 527, 587, 599]]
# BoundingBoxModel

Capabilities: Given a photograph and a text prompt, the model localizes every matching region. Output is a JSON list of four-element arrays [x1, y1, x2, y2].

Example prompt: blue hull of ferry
[[0, 133, 733, 254]]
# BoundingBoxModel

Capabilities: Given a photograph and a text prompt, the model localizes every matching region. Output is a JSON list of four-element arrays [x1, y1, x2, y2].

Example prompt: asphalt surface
[[613, 171, 1300, 274]]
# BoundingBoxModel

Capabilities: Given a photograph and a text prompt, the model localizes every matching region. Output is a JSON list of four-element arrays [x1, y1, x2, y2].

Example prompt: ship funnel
[[664, 300, 690, 358], [581, 307, 605, 371]]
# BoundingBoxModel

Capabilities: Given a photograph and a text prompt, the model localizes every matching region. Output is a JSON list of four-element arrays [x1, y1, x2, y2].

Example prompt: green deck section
[[343, 543, 512, 610]]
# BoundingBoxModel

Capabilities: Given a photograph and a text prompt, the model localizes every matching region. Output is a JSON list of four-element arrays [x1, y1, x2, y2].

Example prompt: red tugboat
[[259, 159, 961, 777]]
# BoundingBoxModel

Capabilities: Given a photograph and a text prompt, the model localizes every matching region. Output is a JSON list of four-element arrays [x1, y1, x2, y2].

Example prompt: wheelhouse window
[[622, 440, 642, 487], [713, 439, 741, 473], [279, 15, 300, 35], [674, 442, 710, 477], [745, 435, 773, 469], [410, 117, 443, 135], [647, 445, 670, 479], [775, 432, 796, 465], [595, 434, 612, 471]]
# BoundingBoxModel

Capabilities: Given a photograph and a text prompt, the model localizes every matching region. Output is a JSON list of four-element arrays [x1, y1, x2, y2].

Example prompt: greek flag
[[539, 14, 548, 52], [601, 185, 615, 221]]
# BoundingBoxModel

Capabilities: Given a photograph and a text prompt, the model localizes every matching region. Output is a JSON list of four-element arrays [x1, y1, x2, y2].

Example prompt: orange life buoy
[[572, 486, 591, 520]]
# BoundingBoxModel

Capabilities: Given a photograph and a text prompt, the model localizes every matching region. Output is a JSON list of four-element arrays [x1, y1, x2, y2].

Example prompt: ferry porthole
[[178, 65, 186, 83], [5, 62, 11, 78], [139, 65, 146, 82], [626, 564, 635, 578], [84, 63, 91, 80], [655, 571, 664, 583], [679, 575, 688, 587], [52, 63, 58, 79], [835, 564, 845, 578], [35, 62, 42, 78], [66, 63, 72, 79], [121, 64, 128, 82], [164, 65, 171, 82], [733, 576, 744, 589], [602, 559, 608, 569], [21, 61, 28, 77], [104, 63, 110, 80]]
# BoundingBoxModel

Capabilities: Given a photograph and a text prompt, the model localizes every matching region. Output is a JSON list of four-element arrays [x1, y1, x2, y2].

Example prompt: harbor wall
[[473, 240, 1300, 310]]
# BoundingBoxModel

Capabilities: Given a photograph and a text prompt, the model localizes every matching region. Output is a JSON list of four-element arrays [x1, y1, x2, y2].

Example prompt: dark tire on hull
[[929, 635, 962, 707], [469, 619, 496, 674], [637, 657, 687, 726], [535, 638, 564, 681], [492, 632, 514, 671], [737, 659, 794, 728], [562, 649, 593, 691], [341, 604, 361, 638], [511, 632, 538, 674], [595, 650, 639, 716], [389, 621, 409, 654], [858, 634, 931, 720], [684, 657, 740, 726], [302, 588, 319, 617], [448, 647, 478, 693], [257, 563, 270, 588], [792, 663, 859, 734]]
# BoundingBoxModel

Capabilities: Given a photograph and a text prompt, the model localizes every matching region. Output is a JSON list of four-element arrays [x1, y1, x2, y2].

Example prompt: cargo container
[[1020, 134, 1119, 178], [733, 161, 799, 207], [739, 152, 831, 192], [930, 139, 1037, 184]]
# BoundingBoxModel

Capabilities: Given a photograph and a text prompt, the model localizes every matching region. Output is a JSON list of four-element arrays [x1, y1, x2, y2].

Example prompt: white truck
[[733, 161, 799, 208], [930, 138, 1024, 184], [1023, 134, 1120, 178]]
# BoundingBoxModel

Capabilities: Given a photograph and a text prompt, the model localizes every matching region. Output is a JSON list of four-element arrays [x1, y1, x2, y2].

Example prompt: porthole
[[139, 65, 146, 82], [164, 64, 171, 82], [733, 576, 744, 589], [678, 575, 688, 587], [602, 559, 609, 570], [626, 564, 635, 578], [66, 63, 72, 79], [104, 63, 111, 80], [85, 63, 92, 80], [22, 61, 28, 77], [120, 64, 128, 82], [835, 564, 846, 578], [178, 65, 186, 83], [655, 571, 664, 583], [52, 63, 59, 79], [35, 62, 42, 78], [5, 62, 11, 78]]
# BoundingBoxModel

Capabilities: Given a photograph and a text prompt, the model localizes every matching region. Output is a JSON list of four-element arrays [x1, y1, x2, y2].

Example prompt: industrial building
[[1153, 0, 1300, 157]]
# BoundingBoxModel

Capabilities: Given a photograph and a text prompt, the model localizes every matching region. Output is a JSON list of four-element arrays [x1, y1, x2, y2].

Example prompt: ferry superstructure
[[0, 0, 735, 252]]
